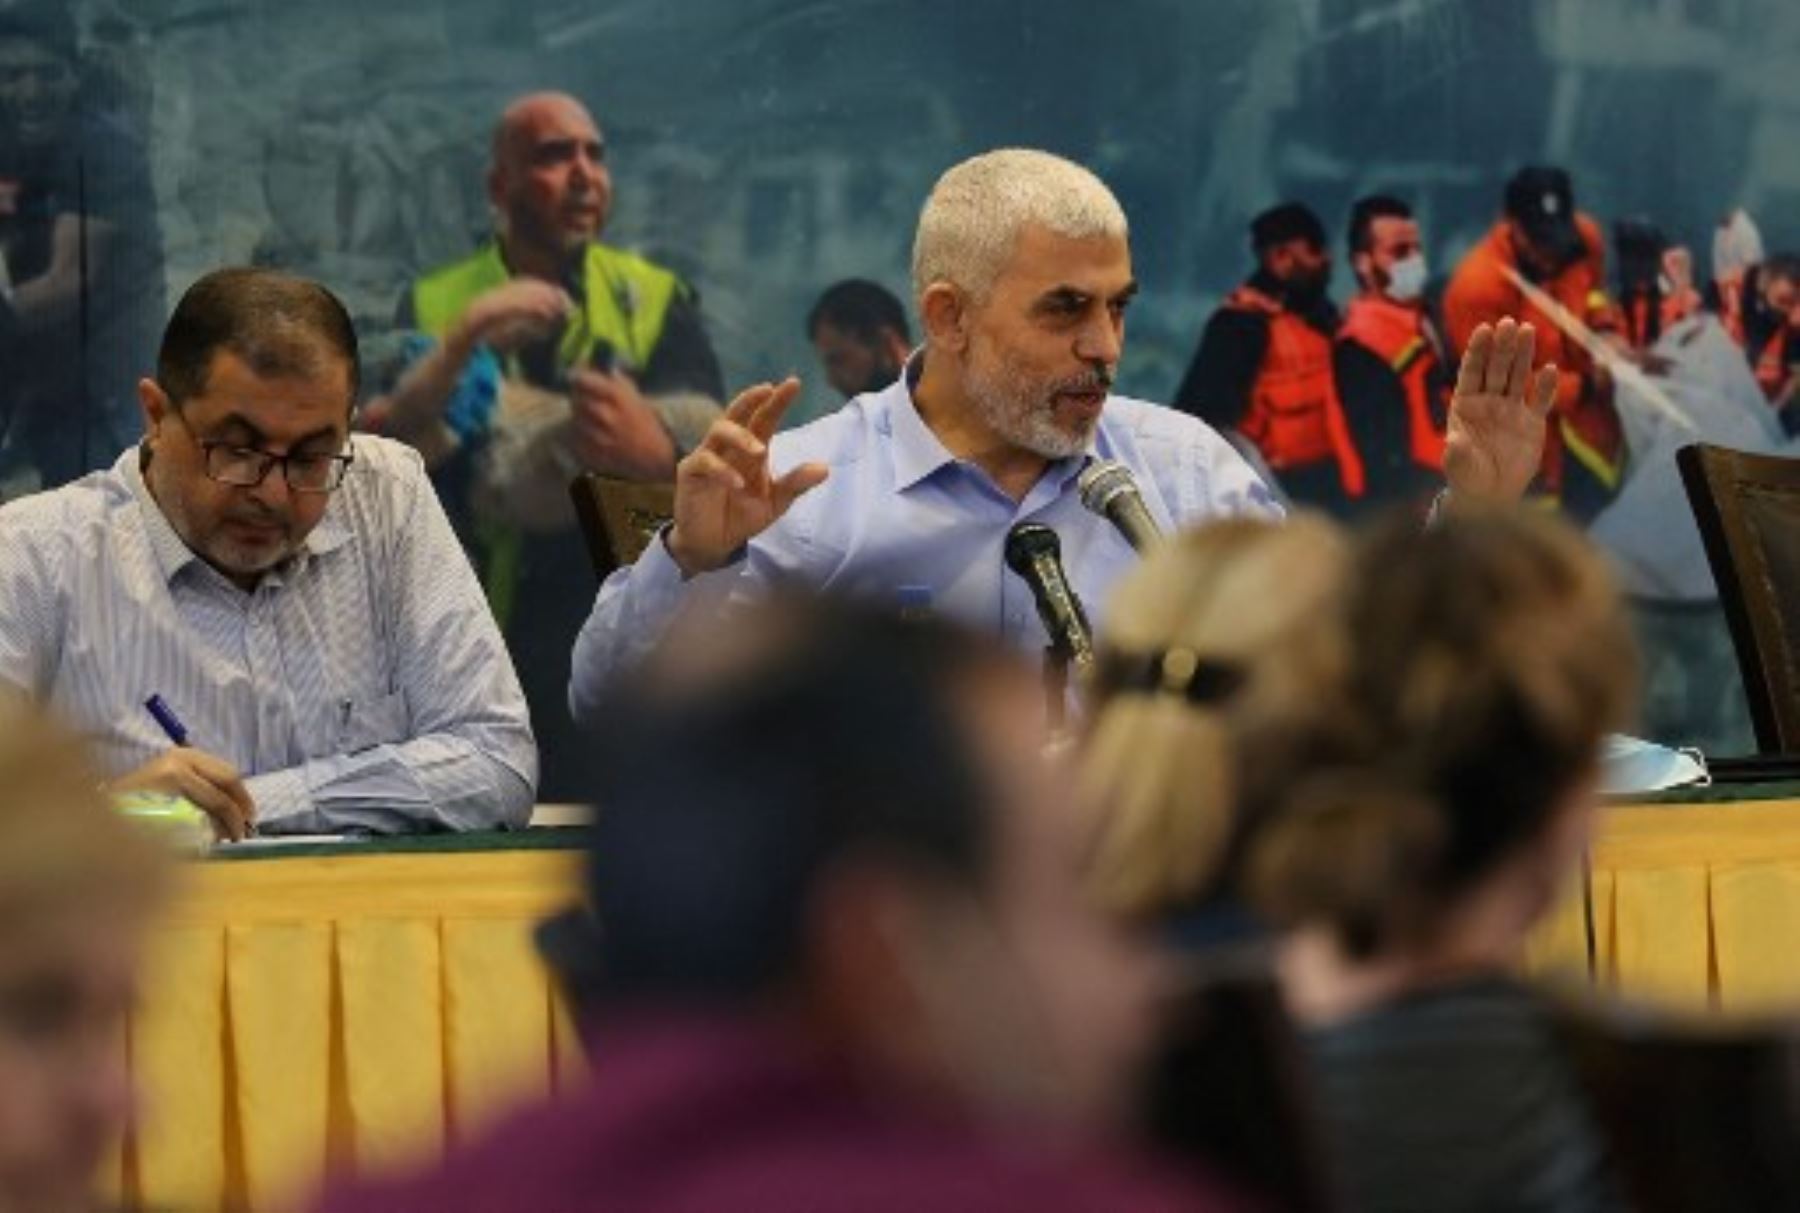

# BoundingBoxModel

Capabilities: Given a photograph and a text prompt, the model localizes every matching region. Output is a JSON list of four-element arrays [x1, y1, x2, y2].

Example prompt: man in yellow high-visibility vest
[[369, 91, 724, 798]]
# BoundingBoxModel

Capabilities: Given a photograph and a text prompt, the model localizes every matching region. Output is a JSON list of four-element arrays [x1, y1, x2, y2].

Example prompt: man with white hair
[[569, 149, 1555, 719]]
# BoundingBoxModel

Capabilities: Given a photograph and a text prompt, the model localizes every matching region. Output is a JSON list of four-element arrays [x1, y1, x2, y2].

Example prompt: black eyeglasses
[[169, 410, 354, 494]]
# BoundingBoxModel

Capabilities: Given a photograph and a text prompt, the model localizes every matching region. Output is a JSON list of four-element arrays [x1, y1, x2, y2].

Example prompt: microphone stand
[[1043, 640, 1072, 734]]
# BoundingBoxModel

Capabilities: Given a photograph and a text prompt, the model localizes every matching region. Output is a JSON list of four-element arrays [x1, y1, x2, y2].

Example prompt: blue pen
[[143, 694, 188, 747], [143, 694, 256, 838]]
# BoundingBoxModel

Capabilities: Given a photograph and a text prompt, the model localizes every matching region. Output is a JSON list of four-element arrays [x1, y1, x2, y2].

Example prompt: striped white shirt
[[0, 436, 537, 833]]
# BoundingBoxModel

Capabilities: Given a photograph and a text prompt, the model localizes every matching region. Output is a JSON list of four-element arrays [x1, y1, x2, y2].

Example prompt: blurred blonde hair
[[0, 704, 166, 941], [1245, 507, 1638, 958], [911, 148, 1128, 303], [1080, 514, 1352, 918]]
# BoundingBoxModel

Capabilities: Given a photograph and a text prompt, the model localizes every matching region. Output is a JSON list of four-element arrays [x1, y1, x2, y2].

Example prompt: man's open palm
[[1443, 318, 1559, 503]]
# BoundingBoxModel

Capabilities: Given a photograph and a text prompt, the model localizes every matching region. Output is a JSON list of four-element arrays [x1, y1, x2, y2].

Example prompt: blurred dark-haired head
[[1504, 165, 1586, 277], [0, 2, 79, 149], [807, 279, 912, 397], [1251, 202, 1332, 308], [547, 597, 1167, 1130]]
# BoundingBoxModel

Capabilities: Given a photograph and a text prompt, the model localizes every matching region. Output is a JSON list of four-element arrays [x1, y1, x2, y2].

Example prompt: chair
[[569, 474, 676, 581], [1677, 443, 1800, 752], [1549, 995, 1800, 1213]]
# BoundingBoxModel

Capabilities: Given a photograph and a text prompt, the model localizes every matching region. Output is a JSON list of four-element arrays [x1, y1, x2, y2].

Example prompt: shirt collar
[[882, 351, 1099, 495], [123, 444, 356, 586]]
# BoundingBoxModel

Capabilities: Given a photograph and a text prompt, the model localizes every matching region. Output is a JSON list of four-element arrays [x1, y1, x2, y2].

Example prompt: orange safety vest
[[1338, 294, 1447, 471], [1754, 323, 1794, 400], [1622, 289, 1700, 353], [1226, 286, 1366, 498]]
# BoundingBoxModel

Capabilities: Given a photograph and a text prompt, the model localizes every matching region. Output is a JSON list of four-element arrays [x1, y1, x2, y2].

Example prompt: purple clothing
[[318, 1014, 1243, 1213]]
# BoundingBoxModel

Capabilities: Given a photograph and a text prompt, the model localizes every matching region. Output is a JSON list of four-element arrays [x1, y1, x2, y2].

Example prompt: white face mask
[[1384, 252, 1428, 302]]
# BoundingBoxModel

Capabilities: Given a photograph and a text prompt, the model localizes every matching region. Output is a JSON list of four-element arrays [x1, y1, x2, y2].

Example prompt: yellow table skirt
[[1526, 797, 1800, 1014], [117, 795, 1800, 1210], [113, 846, 584, 1212]]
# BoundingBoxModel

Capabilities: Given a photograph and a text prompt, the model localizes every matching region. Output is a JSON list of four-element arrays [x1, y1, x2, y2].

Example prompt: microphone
[[1078, 459, 1164, 553], [1004, 523, 1095, 670]]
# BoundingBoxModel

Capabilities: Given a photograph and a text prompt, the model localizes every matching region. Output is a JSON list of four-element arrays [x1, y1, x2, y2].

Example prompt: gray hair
[[911, 149, 1129, 302]]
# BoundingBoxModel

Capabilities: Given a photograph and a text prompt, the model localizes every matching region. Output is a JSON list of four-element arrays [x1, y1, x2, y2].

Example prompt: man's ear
[[920, 283, 970, 355], [137, 378, 171, 443], [1351, 250, 1373, 286]]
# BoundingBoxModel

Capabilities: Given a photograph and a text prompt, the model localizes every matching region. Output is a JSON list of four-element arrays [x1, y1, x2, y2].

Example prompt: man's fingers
[[722, 382, 777, 426], [186, 751, 256, 826], [1484, 318, 1518, 394], [1529, 365, 1559, 418], [747, 377, 803, 442], [1506, 323, 1537, 399], [176, 770, 247, 842], [1454, 323, 1492, 402], [683, 448, 747, 494], [772, 462, 830, 513], [701, 419, 766, 464], [700, 420, 768, 488]]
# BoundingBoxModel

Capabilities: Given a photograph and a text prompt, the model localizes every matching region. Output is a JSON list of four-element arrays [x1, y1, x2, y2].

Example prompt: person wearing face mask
[[1333, 195, 1448, 515], [1444, 166, 1626, 521], [1174, 202, 1365, 513]]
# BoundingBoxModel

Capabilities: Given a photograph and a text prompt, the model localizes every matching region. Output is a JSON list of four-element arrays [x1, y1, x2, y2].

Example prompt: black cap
[[1251, 202, 1327, 253], [1504, 166, 1584, 268]]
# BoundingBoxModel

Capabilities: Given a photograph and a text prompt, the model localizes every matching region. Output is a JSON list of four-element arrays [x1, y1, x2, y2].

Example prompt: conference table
[[110, 824, 589, 1213], [112, 786, 1800, 1211]]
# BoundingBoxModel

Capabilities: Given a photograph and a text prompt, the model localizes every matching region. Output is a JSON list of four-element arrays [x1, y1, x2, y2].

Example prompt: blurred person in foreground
[[0, 705, 166, 1213], [321, 601, 1245, 1213], [808, 278, 913, 399], [571, 148, 1558, 716], [1083, 507, 1637, 1212]]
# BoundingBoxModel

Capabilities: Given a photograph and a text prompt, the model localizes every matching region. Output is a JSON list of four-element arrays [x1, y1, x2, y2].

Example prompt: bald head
[[488, 91, 612, 270]]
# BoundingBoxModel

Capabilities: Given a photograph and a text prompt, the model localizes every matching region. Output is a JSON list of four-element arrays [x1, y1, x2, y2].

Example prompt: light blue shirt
[[570, 361, 1282, 724], [0, 437, 537, 833]]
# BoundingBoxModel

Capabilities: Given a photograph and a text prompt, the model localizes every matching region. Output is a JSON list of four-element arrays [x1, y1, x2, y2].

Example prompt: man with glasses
[[0, 268, 536, 838]]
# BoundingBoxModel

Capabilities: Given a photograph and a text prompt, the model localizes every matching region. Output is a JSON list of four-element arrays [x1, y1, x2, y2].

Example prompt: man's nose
[[248, 463, 292, 509], [1076, 316, 1122, 369]]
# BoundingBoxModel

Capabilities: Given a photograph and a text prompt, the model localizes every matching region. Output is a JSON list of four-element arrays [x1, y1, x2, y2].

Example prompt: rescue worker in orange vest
[[1174, 202, 1364, 512], [1613, 218, 1700, 355], [1333, 195, 1447, 516], [1729, 252, 1800, 430], [1444, 166, 1626, 521]]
